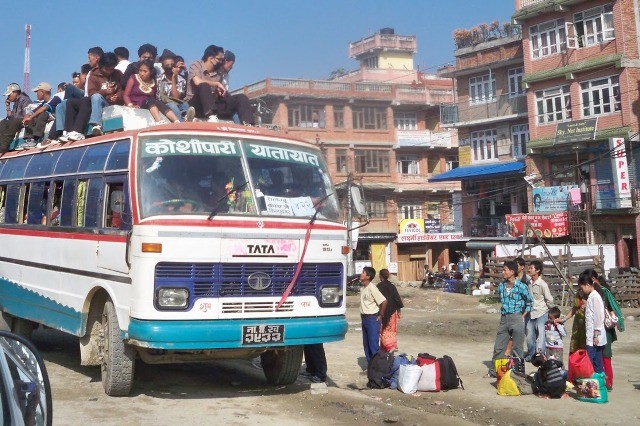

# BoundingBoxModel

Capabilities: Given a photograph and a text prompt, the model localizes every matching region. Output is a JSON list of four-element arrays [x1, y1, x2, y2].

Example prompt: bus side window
[[76, 180, 88, 227], [48, 181, 63, 226], [84, 178, 104, 228], [19, 184, 30, 225], [3, 185, 20, 224], [60, 180, 77, 227], [104, 182, 127, 229], [26, 181, 47, 225], [0, 185, 5, 224]]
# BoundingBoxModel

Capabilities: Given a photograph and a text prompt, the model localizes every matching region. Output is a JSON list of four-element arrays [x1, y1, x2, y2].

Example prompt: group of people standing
[[490, 256, 623, 392]]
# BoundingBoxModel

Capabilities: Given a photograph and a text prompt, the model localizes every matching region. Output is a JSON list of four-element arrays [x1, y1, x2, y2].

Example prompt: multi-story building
[[514, 0, 640, 267], [235, 28, 461, 279], [433, 23, 528, 273]]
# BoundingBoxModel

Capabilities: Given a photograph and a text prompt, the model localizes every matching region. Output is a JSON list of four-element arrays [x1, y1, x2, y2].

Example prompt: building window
[[355, 150, 390, 173], [394, 112, 417, 130], [471, 129, 497, 162], [333, 106, 344, 128], [530, 19, 566, 59], [363, 56, 379, 69], [335, 149, 348, 173], [551, 161, 577, 186], [469, 74, 496, 104], [508, 68, 525, 97], [352, 107, 387, 130], [535, 85, 571, 124], [398, 204, 422, 222], [366, 197, 386, 218], [396, 155, 420, 175], [573, 4, 615, 47], [511, 124, 529, 158], [426, 202, 440, 219], [288, 104, 325, 128], [580, 75, 621, 117]]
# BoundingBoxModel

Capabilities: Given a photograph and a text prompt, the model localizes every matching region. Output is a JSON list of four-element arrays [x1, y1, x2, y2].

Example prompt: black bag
[[437, 355, 464, 390], [367, 350, 394, 389]]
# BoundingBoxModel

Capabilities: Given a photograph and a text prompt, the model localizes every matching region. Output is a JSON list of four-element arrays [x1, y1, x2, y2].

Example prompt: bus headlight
[[320, 286, 342, 306], [156, 288, 189, 310]]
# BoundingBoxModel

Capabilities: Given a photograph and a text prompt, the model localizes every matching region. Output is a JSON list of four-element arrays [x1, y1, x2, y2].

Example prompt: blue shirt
[[497, 279, 533, 315]]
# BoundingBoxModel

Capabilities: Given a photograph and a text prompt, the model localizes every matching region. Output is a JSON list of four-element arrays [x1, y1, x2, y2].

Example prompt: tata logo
[[247, 272, 272, 290], [248, 244, 275, 254]]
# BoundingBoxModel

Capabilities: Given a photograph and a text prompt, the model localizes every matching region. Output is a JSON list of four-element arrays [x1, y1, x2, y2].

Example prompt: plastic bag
[[494, 357, 525, 383], [576, 372, 608, 403], [568, 350, 594, 382], [416, 363, 441, 392], [497, 369, 521, 396], [398, 364, 422, 394]]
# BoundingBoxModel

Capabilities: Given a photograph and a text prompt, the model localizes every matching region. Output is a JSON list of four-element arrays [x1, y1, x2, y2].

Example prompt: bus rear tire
[[100, 299, 135, 396], [261, 346, 303, 385]]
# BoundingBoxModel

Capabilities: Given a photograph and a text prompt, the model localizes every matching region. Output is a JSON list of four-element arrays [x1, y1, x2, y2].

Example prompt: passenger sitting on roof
[[156, 49, 193, 122], [61, 52, 123, 142], [175, 55, 188, 81], [211, 50, 253, 125], [0, 83, 32, 154], [114, 46, 130, 73], [51, 55, 97, 142], [120, 43, 157, 89], [185, 45, 228, 122], [19, 82, 61, 150], [123, 59, 180, 124]]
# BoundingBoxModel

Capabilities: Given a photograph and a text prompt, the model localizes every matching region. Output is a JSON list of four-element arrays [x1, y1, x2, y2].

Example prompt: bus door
[[96, 176, 130, 274]]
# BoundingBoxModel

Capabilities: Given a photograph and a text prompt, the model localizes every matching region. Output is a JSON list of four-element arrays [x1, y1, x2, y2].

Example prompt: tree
[[328, 67, 347, 80]]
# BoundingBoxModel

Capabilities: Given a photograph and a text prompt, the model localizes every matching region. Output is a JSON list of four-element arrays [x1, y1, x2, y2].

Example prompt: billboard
[[505, 212, 569, 238]]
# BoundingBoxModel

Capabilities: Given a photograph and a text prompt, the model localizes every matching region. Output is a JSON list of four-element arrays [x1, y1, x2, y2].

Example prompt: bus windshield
[[138, 135, 340, 222]]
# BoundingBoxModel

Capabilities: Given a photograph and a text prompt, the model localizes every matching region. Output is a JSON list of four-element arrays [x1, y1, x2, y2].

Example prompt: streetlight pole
[[346, 172, 354, 276]]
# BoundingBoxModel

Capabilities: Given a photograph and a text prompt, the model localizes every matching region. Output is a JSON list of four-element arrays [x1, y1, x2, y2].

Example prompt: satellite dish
[[350, 186, 367, 217]]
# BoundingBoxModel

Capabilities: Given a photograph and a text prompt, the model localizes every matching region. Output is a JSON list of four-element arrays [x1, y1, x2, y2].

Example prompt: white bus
[[0, 122, 348, 396]]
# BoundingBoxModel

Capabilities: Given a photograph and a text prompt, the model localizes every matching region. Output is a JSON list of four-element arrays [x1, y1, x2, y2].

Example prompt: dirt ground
[[33, 285, 640, 426]]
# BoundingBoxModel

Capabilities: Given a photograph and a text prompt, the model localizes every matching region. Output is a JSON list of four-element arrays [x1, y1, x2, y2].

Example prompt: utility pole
[[346, 172, 353, 276], [23, 24, 31, 93]]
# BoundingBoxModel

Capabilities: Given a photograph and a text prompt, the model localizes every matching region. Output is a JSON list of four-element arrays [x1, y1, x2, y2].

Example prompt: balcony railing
[[349, 34, 417, 58], [519, 0, 546, 8], [440, 93, 528, 126], [470, 216, 510, 238], [236, 78, 452, 105]]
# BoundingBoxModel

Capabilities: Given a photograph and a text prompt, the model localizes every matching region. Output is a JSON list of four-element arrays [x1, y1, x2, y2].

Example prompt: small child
[[544, 306, 566, 361], [531, 353, 566, 398]]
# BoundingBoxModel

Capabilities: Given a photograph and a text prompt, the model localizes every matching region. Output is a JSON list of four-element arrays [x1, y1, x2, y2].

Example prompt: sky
[[2, 0, 516, 94]]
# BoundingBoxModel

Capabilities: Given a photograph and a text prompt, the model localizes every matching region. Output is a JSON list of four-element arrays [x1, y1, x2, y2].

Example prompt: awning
[[429, 161, 525, 182]]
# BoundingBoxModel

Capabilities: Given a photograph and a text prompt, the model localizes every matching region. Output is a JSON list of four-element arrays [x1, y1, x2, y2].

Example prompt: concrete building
[[432, 23, 528, 273], [235, 28, 461, 279], [514, 0, 640, 267]]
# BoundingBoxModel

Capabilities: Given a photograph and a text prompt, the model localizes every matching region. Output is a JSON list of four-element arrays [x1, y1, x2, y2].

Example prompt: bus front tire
[[100, 299, 135, 396], [261, 346, 303, 386]]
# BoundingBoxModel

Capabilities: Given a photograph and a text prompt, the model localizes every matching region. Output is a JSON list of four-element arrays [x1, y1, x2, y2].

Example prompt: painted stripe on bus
[[0, 277, 83, 335], [0, 256, 131, 284], [138, 218, 345, 230], [0, 227, 127, 243]]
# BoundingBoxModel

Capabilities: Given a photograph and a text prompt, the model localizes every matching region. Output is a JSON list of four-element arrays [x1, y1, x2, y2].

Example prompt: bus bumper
[[126, 315, 348, 350]]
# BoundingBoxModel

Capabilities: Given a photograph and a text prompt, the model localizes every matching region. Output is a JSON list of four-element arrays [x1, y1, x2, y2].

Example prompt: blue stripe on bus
[[0, 277, 83, 335], [127, 315, 348, 350]]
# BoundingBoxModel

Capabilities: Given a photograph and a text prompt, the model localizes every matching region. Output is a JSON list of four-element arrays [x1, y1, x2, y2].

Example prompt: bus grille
[[154, 262, 343, 299]]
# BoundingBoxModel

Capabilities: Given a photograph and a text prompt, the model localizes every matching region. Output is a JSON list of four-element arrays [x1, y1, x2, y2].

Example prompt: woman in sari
[[377, 269, 404, 352]]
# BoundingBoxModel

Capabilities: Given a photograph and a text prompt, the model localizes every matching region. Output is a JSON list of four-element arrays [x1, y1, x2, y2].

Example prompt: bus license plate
[[242, 325, 284, 345]]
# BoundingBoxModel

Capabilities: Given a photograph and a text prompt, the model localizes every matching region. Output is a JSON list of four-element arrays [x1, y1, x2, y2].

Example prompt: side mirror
[[350, 186, 367, 217], [0, 331, 52, 426], [110, 190, 125, 214]]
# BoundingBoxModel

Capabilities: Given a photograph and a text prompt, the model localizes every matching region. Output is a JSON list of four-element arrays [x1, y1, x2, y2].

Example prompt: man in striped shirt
[[488, 260, 533, 377]]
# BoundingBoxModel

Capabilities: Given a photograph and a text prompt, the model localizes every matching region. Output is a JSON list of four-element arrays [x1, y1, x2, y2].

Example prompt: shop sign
[[505, 212, 569, 238], [609, 137, 632, 208], [424, 219, 441, 233], [555, 118, 597, 145], [399, 219, 424, 234], [397, 232, 464, 243]]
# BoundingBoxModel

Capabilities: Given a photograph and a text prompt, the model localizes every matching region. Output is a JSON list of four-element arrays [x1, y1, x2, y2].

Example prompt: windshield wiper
[[308, 192, 334, 225], [207, 181, 249, 220]]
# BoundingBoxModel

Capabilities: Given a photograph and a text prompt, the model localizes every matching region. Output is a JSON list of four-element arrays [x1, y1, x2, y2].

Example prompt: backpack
[[367, 350, 394, 389], [538, 358, 565, 398], [437, 355, 464, 390]]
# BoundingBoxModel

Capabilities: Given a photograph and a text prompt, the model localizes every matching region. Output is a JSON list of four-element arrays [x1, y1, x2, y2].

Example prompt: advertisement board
[[505, 212, 569, 238]]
